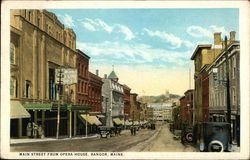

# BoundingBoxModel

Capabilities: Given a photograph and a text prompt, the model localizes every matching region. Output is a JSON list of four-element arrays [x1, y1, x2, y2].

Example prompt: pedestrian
[[38, 125, 44, 138], [133, 127, 136, 136], [26, 122, 32, 138], [32, 122, 38, 138], [130, 126, 133, 136]]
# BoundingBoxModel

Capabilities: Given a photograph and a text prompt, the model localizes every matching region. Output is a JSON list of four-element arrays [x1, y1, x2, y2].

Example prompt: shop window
[[10, 43, 16, 64]]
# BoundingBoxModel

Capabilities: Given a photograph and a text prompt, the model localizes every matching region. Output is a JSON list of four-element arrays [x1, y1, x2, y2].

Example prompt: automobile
[[181, 126, 193, 143], [195, 122, 231, 152], [98, 126, 115, 138], [173, 130, 182, 140]]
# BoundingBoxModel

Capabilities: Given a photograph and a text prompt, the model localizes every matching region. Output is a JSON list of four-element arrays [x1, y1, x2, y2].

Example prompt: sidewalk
[[10, 134, 99, 145]]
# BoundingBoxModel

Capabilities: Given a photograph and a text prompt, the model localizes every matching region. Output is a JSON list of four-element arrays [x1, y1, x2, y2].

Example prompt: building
[[75, 49, 90, 106], [130, 93, 142, 123], [123, 85, 131, 121], [179, 96, 187, 124], [102, 70, 124, 127], [190, 32, 234, 125], [88, 71, 103, 115], [207, 36, 240, 144], [184, 89, 194, 125], [145, 107, 154, 122], [147, 103, 173, 122], [179, 90, 194, 126], [10, 9, 94, 137], [10, 9, 89, 138]]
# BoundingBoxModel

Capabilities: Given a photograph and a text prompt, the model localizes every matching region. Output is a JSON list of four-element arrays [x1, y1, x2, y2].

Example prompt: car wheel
[[208, 140, 224, 152], [186, 133, 193, 142]]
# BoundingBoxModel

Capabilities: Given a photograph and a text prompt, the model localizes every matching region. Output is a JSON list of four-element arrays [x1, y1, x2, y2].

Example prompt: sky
[[48, 8, 239, 96]]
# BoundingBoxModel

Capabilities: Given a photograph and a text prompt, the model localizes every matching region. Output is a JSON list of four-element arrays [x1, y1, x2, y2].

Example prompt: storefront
[[10, 100, 31, 138]]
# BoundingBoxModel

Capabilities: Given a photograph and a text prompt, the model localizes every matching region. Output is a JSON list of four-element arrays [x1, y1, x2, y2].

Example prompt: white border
[[1, 0, 250, 159]]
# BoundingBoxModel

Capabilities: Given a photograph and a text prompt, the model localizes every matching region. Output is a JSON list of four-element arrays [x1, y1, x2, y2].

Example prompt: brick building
[[123, 85, 131, 121], [88, 71, 103, 114], [75, 49, 89, 106]]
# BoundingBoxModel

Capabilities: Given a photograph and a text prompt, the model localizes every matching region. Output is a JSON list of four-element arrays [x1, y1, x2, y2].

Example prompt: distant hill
[[138, 94, 181, 104]]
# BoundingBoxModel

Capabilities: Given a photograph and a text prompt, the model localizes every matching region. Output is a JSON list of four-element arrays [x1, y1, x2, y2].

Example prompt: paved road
[[11, 128, 156, 152], [125, 123, 198, 152], [11, 123, 197, 152]]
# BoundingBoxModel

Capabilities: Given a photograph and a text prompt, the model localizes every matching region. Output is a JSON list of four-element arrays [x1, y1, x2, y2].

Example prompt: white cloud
[[143, 28, 193, 49], [187, 25, 230, 38], [144, 28, 182, 49], [80, 18, 135, 40], [82, 22, 96, 31], [115, 24, 135, 40], [186, 26, 211, 38], [59, 14, 75, 27], [76, 40, 191, 66]]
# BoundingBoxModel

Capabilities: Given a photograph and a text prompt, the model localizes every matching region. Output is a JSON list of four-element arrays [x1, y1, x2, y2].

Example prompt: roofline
[[190, 44, 212, 60], [76, 49, 90, 59], [184, 89, 194, 94], [206, 41, 240, 72]]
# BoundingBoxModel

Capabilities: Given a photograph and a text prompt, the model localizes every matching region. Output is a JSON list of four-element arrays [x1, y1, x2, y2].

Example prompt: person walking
[[26, 122, 32, 138]]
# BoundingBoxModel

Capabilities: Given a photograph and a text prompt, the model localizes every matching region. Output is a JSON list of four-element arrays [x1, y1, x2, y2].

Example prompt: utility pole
[[225, 36, 232, 144], [56, 68, 63, 139]]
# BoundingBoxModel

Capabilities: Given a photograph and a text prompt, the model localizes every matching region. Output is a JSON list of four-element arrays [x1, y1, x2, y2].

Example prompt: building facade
[[75, 49, 89, 106], [130, 93, 141, 123], [207, 39, 240, 143], [88, 71, 103, 114], [123, 85, 131, 121], [102, 70, 124, 127], [10, 9, 80, 138]]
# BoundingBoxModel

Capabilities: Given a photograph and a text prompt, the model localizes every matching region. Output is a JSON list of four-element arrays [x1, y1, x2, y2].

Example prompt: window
[[28, 11, 31, 21], [25, 80, 31, 98], [37, 18, 40, 27], [10, 43, 16, 64], [10, 77, 18, 98]]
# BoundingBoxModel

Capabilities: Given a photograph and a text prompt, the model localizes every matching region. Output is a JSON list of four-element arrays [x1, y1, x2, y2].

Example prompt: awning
[[79, 114, 102, 125], [11, 101, 30, 119], [97, 115, 105, 118], [23, 103, 54, 110], [113, 118, 124, 125], [68, 105, 91, 111]]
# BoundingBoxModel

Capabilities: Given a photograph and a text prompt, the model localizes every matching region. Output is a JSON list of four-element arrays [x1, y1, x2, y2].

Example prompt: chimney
[[96, 69, 99, 76], [214, 32, 222, 45], [104, 74, 107, 78], [230, 31, 236, 41]]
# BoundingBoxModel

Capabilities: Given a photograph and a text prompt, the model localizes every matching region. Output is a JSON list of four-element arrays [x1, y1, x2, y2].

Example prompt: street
[[11, 123, 197, 152]]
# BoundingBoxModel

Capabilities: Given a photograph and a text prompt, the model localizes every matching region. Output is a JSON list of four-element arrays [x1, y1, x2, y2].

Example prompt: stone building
[[10, 9, 90, 138], [101, 70, 124, 127], [207, 37, 240, 143]]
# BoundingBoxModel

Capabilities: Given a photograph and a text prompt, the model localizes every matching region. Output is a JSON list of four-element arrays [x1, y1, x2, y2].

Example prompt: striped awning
[[11, 101, 30, 119]]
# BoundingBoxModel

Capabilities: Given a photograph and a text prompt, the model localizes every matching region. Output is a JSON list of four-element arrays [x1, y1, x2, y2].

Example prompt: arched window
[[10, 43, 16, 64]]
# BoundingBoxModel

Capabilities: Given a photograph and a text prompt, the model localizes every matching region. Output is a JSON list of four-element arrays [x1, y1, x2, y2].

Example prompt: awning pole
[[69, 110, 72, 138], [85, 112, 88, 137]]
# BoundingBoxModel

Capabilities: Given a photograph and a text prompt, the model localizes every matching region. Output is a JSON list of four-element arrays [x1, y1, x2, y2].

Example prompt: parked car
[[181, 126, 193, 143], [173, 130, 182, 140], [194, 122, 231, 152]]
